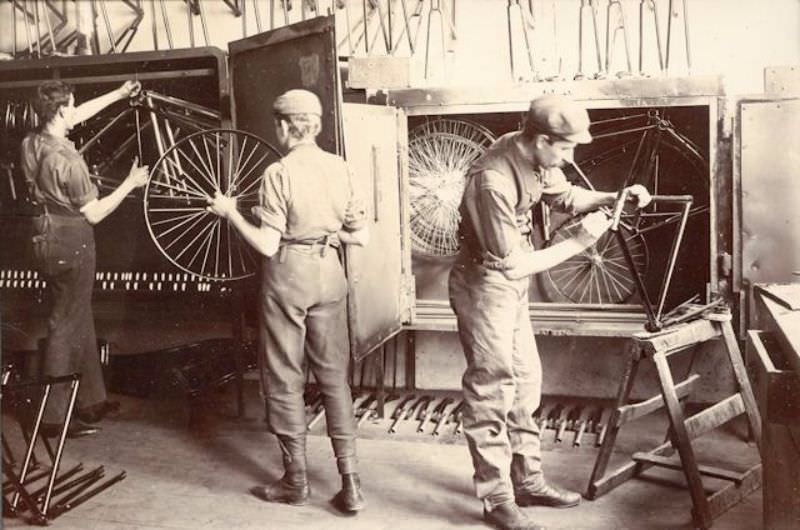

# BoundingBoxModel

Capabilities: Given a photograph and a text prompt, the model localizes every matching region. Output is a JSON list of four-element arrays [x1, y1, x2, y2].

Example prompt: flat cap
[[526, 94, 592, 144], [272, 89, 323, 116]]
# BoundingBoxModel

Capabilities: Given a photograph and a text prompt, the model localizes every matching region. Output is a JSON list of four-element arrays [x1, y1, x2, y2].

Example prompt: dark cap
[[526, 94, 592, 144], [272, 89, 322, 116]]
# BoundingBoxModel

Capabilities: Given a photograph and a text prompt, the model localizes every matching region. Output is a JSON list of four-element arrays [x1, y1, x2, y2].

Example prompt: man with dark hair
[[22, 80, 149, 438], [207, 89, 369, 513], [449, 94, 651, 530]]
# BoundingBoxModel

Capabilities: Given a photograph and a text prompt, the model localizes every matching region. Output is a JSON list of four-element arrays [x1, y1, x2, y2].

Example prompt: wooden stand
[[586, 311, 763, 529]]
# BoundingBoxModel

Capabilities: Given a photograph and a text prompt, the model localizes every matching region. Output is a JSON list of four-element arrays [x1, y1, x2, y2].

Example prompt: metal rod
[[42, 378, 81, 515], [43, 0, 58, 53], [655, 200, 692, 320], [242, 0, 248, 37], [683, 0, 691, 71], [187, 0, 195, 47], [665, 0, 673, 70], [253, 0, 263, 32], [159, 0, 174, 48], [150, 0, 159, 50], [33, 0, 43, 56], [198, 0, 211, 46], [10, 382, 52, 510]]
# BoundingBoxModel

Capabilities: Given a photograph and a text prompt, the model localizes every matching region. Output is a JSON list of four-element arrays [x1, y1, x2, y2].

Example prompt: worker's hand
[[579, 210, 612, 240], [206, 191, 238, 219], [625, 184, 652, 208], [125, 157, 149, 188], [500, 249, 529, 281], [119, 80, 142, 99]]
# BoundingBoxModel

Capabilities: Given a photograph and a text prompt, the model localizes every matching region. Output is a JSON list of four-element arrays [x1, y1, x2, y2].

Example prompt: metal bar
[[98, 0, 117, 53], [42, 0, 58, 53], [77, 107, 135, 155], [253, 0, 263, 32], [683, 0, 691, 71], [187, 0, 195, 47], [159, 0, 174, 48], [150, 0, 159, 50], [655, 200, 691, 322], [197, 0, 211, 46], [0, 69, 216, 90], [41, 378, 82, 515], [33, 0, 43, 56], [9, 381, 52, 510]]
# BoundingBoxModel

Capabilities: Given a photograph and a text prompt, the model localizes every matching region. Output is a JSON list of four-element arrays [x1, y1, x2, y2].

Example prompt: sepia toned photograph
[[1, 1, 798, 529]]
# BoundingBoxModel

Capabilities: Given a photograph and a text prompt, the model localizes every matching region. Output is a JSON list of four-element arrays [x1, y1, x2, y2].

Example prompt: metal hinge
[[718, 252, 733, 278], [399, 274, 416, 323]]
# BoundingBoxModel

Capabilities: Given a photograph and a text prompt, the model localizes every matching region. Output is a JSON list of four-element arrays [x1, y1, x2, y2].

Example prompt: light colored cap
[[272, 89, 323, 116], [526, 94, 592, 144]]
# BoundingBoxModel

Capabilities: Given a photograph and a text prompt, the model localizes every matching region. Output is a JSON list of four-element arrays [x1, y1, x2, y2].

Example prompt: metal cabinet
[[384, 77, 724, 336], [0, 16, 413, 361], [228, 16, 414, 362]]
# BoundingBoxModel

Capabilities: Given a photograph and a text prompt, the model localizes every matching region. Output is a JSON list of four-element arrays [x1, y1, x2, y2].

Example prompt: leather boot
[[331, 472, 364, 512], [250, 467, 310, 506], [251, 438, 310, 506], [483, 502, 545, 530]]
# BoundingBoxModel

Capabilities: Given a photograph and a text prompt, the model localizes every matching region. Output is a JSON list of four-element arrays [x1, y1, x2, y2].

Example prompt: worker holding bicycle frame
[[449, 94, 651, 530], [21, 79, 148, 439]]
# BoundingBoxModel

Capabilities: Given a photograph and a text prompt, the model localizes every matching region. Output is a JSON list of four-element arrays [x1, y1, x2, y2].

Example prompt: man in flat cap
[[207, 88, 369, 513], [449, 94, 650, 530]]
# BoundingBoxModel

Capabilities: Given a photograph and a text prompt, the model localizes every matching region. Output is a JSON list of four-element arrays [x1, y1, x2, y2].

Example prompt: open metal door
[[228, 15, 341, 154], [739, 99, 800, 287], [342, 103, 414, 362]]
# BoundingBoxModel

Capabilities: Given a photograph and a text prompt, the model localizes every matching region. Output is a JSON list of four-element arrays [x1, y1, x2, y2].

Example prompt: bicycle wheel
[[539, 216, 649, 305], [408, 118, 495, 257], [144, 129, 282, 281]]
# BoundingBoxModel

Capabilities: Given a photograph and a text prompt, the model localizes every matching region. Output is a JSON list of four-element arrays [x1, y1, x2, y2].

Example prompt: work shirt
[[20, 132, 98, 216], [252, 143, 366, 243], [458, 131, 581, 267]]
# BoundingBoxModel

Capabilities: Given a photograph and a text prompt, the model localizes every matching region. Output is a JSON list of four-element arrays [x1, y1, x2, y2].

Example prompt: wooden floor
[[3, 381, 763, 530]]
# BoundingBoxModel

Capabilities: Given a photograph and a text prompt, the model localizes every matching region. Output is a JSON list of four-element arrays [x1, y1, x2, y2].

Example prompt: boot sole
[[516, 497, 580, 509], [330, 498, 365, 513], [250, 486, 310, 506]]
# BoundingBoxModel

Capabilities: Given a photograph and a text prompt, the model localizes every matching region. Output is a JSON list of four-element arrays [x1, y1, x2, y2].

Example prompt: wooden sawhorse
[[585, 311, 762, 529]]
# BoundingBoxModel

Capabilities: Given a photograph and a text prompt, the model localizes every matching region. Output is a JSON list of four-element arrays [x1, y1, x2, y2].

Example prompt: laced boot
[[331, 472, 364, 512], [251, 454, 309, 506], [483, 502, 545, 530]]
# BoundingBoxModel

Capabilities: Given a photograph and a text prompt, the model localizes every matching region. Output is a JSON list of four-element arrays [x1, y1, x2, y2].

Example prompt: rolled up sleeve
[[251, 162, 289, 234], [60, 157, 98, 208], [541, 166, 582, 214], [475, 170, 519, 260]]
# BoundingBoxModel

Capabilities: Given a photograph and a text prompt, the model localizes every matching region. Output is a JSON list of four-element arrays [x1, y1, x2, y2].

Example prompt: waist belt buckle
[[320, 235, 330, 257]]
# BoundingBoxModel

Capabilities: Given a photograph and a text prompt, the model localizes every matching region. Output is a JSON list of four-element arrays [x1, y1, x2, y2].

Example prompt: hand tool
[[430, 396, 455, 436], [388, 394, 417, 433]]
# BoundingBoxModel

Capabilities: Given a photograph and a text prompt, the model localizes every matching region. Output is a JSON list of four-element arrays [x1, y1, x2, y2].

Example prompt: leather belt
[[278, 234, 339, 262]]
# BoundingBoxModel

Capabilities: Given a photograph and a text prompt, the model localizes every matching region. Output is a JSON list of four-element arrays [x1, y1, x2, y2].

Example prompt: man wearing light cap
[[449, 94, 650, 530], [207, 88, 369, 513]]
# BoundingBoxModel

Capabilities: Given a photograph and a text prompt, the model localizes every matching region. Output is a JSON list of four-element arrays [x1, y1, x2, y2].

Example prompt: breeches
[[260, 246, 356, 473]]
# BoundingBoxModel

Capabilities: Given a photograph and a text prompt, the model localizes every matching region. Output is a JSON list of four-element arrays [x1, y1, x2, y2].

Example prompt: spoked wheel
[[408, 118, 495, 257], [144, 129, 282, 281], [539, 216, 649, 304]]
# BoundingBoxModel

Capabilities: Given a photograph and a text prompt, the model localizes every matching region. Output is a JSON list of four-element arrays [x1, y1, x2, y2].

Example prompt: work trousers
[[260, 245, 357, 474], [38, 217, 106, 424], [449, 261, 544, 509]]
